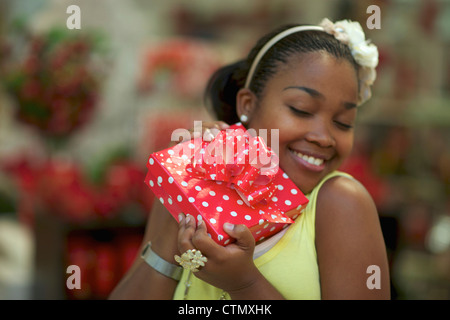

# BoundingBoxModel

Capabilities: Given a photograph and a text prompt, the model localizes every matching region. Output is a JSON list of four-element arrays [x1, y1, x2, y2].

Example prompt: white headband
[[244, 26, 324, 89], [243, 19, 379, 105]]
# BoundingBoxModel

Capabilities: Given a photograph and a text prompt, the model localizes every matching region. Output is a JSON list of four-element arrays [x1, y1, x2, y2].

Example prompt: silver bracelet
[[140, 242, 183, 281]]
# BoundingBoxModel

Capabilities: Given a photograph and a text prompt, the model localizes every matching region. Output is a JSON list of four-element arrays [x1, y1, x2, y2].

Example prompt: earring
[[240, 114, 248, 123]]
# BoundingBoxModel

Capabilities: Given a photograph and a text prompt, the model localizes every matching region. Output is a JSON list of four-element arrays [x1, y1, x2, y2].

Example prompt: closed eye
[[334, 121, 353, 130], [289, 105, 353, 130], [288, 106, 311, 116]]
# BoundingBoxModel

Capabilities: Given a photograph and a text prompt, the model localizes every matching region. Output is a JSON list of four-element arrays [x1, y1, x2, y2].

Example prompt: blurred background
[[0, 0, 449, 300]]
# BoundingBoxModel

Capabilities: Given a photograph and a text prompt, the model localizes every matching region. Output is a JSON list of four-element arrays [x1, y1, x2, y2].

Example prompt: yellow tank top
[[173, 171, 353, 300]]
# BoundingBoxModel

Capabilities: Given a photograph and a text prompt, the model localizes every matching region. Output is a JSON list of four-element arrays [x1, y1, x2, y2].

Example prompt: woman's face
[[242, 51, 359, 194]]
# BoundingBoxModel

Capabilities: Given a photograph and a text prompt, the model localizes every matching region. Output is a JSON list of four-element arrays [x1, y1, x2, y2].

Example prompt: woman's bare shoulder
[[316, 175, 377, 218], [314, 174, 390, 299]]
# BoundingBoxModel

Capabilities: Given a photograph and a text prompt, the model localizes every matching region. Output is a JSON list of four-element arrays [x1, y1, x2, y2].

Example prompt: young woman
[[110, 18, 390, 300]]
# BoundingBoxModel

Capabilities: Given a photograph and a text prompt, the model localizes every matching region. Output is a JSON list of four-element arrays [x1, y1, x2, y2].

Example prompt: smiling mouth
[[288, 148, 330, 171], [291, 149, 324, 165]]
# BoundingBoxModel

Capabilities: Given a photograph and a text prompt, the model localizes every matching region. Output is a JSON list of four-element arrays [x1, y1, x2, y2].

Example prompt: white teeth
[[293, 150, 324, 166]]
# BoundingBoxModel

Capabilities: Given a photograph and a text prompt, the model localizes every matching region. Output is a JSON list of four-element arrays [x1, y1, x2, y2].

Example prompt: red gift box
[[144, 123, 308, 245]]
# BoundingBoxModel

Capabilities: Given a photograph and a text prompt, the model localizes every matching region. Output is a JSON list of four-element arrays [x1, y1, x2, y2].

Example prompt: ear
[[236, 88, 258, 122]]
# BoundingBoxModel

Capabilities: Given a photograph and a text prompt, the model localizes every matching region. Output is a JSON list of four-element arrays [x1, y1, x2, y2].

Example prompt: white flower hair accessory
[[319, 18, 379, 105]]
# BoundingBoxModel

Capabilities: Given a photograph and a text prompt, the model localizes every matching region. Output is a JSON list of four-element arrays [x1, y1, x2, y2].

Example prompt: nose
[[304, 119, 335, 148]]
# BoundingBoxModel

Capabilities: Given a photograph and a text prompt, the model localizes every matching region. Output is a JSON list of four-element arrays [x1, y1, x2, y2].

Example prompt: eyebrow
[[284, 86, 323, 99], [283, 86, 357, 110]]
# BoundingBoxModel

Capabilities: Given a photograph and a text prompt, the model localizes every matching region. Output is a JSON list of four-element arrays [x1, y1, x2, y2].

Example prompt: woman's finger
[[202, 128, 215, 142], [177, 213, 197, 253], [188, 121, 230, 141], [202, 121, 230, 130], [191, 218, 224, 259], [223, 223, 255, 253], [169, 121, 230, 147]]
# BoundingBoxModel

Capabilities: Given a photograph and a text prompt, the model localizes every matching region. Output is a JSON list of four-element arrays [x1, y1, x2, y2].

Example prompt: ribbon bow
[[186, 128, 280, 208]]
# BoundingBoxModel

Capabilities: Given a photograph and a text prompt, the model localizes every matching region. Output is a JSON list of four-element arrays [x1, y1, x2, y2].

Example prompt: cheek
[[247, 105, 283, 138], [250, 101, 298, 134], [337, 133, 354, 160], [249, 112, 302, 158], [250, 103, 281, 126]]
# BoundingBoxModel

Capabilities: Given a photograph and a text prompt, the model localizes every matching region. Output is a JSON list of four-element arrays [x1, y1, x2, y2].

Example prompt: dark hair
[[204, 24, 359, 124]]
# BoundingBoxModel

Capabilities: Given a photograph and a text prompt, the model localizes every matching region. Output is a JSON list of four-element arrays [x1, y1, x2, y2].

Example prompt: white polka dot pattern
[[144, 123, 309, 246]]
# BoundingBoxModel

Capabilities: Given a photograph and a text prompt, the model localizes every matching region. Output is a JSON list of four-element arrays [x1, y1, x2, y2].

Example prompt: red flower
[[2, 31, 105, 140], [137, 39, 220, 99]]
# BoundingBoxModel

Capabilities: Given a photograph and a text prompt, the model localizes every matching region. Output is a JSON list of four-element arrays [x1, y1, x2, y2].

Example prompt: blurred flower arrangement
[[137, 38, 221, 99], [1, 28, 107, 145], [0, 34, 220, 226], [2, 153, 153, 225], [0, 28, 154, 226]]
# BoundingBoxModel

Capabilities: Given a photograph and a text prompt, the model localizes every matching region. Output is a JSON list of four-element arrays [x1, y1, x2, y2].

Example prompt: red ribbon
[[186, 128, 280, 208]]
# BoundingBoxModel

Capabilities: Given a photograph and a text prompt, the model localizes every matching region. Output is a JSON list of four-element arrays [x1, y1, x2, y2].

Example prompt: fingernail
[[197, 219, 203, 227], [185, 214, 191, 224], [178, 213, 184, 223], [223, 222, 234, 231], [203, 129, 214, 141]]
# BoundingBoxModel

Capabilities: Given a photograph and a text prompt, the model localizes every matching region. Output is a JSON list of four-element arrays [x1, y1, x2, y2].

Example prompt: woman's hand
[[192, 120, 230, 141], [169, 121, 230, 147], [177, 213, 260, 294]]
